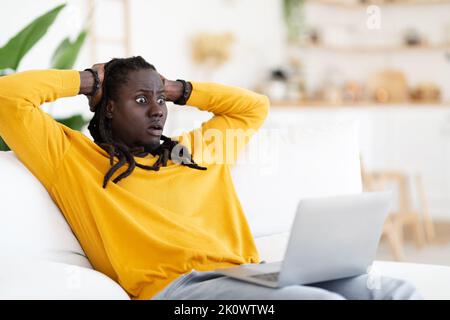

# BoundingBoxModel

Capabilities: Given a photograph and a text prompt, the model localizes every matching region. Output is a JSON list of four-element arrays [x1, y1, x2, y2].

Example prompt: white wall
[[1, 0, 450, 123], [2, 0, 450, 218], [0, 0, 286, 124]]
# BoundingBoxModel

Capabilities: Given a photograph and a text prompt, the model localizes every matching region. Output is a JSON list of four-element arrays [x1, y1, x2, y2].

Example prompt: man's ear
[[106, 100, 114, 119]]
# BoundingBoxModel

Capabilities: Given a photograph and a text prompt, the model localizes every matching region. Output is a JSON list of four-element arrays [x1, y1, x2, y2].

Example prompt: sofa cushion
[[0, 257, 129, 299], [231, 119, 362, 237], [372, 260, 450, 300], [0, 151, 91, 268]]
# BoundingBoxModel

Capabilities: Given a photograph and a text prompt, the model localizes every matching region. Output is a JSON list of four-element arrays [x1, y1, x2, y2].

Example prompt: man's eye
[[136, 96, 147, 104], [157, 97, 166, 105]]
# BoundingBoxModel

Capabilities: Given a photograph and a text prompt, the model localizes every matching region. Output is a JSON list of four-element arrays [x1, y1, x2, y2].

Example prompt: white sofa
[[1, 119, 449, 299]]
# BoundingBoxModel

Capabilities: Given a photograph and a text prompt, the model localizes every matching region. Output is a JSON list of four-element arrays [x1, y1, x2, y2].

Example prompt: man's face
[[106, 69, 167, 154]]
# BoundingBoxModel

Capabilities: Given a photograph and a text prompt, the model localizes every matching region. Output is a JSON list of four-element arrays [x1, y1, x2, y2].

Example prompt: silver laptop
[[215, 192, 392, 288]]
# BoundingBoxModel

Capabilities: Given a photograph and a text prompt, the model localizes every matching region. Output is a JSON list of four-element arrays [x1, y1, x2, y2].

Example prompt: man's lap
[[152, 269, 422, 300]]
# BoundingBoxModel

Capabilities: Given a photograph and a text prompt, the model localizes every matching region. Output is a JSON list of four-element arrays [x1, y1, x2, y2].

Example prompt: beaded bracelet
[[83, 68, 101, 96]]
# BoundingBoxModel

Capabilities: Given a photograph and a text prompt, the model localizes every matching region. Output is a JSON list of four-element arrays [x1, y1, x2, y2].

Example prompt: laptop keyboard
[[250, 272, 280, 282]]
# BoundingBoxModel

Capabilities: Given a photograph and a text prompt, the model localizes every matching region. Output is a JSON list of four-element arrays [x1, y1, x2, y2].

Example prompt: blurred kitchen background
[[1, 0, 450, 265]]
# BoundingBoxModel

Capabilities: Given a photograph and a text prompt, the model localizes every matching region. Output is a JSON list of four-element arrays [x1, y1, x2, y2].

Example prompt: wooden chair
[[360, 162, 435, 261]]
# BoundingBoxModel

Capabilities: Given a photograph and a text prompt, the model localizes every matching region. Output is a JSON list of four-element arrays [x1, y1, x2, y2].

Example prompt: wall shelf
[[269, 100, 450, 108], [308, 0, 450, 9], [296, 43, 450, 54]]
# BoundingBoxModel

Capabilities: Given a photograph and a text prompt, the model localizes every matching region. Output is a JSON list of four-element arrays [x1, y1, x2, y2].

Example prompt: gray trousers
[[152, 267, 422, 300]]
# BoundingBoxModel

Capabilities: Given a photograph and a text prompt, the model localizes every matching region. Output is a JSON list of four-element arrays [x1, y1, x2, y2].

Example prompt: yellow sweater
[[0, 70, 269, 299]]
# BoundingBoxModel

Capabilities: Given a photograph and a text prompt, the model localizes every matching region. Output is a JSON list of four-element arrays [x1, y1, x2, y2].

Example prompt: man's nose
[[147, 103, 163, 118]]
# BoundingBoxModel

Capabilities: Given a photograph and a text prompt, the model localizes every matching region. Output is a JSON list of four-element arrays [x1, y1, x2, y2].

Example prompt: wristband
[[174, 79, 192, 105], [83, 68, 100, 96]]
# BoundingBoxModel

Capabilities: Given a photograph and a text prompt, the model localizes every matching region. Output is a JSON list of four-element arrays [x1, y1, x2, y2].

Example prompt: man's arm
[[171, 82, 270, 166], [163, 79, 190, 103], [0, 69, 85, 189]]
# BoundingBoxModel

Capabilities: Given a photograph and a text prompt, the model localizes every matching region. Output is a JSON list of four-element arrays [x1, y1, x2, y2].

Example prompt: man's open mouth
[[147, 124, 163, 136]]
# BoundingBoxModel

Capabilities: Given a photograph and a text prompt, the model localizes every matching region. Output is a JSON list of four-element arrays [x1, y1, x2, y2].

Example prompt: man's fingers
[[88, 62, 106, 112], [92, 63, 106, 81], [160, 74, 167, 85]]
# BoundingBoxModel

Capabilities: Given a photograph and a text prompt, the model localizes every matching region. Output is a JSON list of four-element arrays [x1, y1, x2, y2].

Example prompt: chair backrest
[[0, 151, 92, 268], [230, 119, 363, 238]]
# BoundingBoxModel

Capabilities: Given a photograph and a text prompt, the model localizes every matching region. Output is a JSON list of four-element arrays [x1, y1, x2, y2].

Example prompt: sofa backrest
[[0, 151, 92, 268], [230, 119, 362, 238], [0, 118, 362, 266]]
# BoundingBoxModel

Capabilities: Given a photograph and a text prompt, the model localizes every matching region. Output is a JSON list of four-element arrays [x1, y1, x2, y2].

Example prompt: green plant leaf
[[51, 29, 88, 70], [55, 114, 89, 131], [0, 3, 66, 71], [0, 136, 11, 152]]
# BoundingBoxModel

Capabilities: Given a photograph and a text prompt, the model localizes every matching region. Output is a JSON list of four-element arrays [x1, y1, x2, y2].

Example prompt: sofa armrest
[[255, 233, 450, 300], [373, 260, 450, 300], [0, 257, 130, 300]]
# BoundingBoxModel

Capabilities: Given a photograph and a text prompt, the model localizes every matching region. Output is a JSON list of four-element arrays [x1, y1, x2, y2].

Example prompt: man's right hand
[[88, 63, 105, 112], [79, 63, 105, 112]]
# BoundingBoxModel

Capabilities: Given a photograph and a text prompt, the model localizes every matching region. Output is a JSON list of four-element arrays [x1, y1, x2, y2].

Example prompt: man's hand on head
[[79, 63, 105, 112], [161, 75, 185, 103], [87, 63, 105, 112], [81, 65, 186, 111]]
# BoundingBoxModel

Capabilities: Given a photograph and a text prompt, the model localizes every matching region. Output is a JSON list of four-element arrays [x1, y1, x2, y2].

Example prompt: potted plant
[[0, 3, 89, 151], [282, 0, 305, 44]]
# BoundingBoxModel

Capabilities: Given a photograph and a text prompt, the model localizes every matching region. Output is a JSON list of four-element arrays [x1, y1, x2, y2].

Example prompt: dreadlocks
[[87, 56, 207, 189]]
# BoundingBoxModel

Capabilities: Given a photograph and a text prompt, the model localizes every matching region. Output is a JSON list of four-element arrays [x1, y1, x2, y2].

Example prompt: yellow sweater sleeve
[[174, 82, 270, 166], [0, 70, 80, 189]]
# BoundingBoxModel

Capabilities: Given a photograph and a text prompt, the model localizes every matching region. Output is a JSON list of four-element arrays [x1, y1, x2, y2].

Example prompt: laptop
[[215, 191, 392, 288]]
